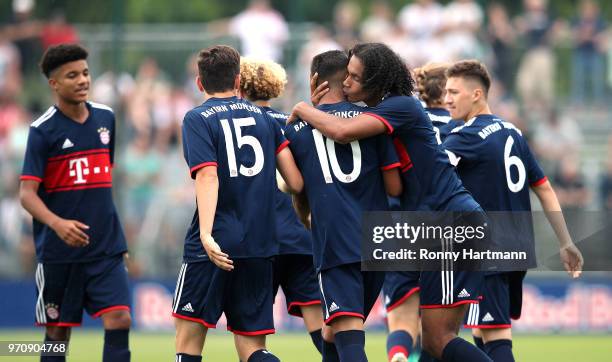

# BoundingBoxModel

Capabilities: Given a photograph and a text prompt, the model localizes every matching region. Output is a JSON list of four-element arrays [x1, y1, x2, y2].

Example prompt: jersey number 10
[[312, 129, 362, 183]]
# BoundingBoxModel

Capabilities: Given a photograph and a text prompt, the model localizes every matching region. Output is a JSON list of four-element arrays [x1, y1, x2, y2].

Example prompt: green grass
[[0, 330, 610, 361]]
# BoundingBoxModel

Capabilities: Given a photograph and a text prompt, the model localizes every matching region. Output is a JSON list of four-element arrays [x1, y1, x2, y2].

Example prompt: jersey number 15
[[220, 117, 264, 177]]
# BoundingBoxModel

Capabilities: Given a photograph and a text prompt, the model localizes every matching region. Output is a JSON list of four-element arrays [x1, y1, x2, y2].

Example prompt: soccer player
[[239, 57, 325, 354], [290, 43, 492, 362], [285, 50, 402, 361], [172, 45, 303, 362], [19, 44, 131, 362], [442, 60, 583, 361]]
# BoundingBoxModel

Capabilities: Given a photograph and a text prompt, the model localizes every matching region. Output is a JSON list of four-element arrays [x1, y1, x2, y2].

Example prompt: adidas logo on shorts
[[329, 302, 340, 312], [182, 302, 194, 313], [482, 313, 495, 322], [458, 289, 471, 298]]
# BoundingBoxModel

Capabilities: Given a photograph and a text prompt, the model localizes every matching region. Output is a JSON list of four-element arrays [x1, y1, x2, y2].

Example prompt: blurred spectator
[[552, 154, 590, 211], [8, 0, 42, 76], [229, 0, 288, 62], [442, 0, 484, 60], [332, 1, 361, 50], [515, 0, 561, 112], [0, 37, 22, 100], [40, 10, 79, 50], [360, 1, 394, 43], [486, 2, 517, 95], [599, 135, 612, 211], [91, 70, 135, 107], [397, 0, 446, 65], [296, 26, 341, 101], [571, 0, 608, 105], [532, 108, 583, 174]]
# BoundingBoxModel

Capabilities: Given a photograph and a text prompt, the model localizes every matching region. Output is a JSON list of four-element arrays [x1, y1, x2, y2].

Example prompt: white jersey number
[[312, 129, 362, 183], [220, 117, 264, 177], [504, 136, 526, 193]]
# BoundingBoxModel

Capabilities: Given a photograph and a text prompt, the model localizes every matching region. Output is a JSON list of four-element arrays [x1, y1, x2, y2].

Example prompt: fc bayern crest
[[98, 127, 110, 145], [45, 303, 59, 320]]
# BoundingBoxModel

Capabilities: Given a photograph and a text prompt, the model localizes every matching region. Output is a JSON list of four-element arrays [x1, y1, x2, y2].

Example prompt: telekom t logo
[[69, 157, 89, 184]]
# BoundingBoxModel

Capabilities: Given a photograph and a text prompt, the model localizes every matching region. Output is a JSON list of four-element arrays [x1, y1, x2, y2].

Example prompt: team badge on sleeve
[[98, 127, 110, 145]]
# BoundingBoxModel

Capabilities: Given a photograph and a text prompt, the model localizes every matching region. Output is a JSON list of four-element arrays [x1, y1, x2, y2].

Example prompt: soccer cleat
[[390, 352, 408, 362]]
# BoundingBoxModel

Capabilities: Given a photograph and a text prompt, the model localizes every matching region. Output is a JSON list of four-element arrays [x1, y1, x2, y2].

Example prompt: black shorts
[[383, 271, 420, 312], [273, 254, 320, 317], [35, 255, 130, 327], [172, 258, 275, 336]]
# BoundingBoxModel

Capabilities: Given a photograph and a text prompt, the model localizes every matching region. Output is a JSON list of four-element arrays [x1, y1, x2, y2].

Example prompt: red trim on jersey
[[420, 299, 479, 309], [190, 162, 218, 175], [276, 140, 290, 155], [47, 148, 109, 162], [91, 305, 130, 318], [364, 112, 394, 134], [35, 322, 81, 327], [388, 346, 409, 361], [46, 183, 113, 193], [386, 287, 420, 312], [171, 313, 216, 329], [20, 175, 43, 182], [324, 311, 365, 325], [464, 324, 512, 329], [392, 137, 413, 172], [531, 176, 548, 187], [381, 162, 402, 171], [226, 326, 275, 336], [287, 300, 322, 317]]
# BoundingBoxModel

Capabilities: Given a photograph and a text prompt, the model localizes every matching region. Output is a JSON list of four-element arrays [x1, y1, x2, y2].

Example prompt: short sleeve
[[364, 96, 427, 135], [21, 127, 49, 182], [182, 111, 218, 179], [271, 115, 288, 155], [442, 130, 480, 167], [521, 138, 546, 187], [110, 114, 116, 165], [376, 135, 400, 170]]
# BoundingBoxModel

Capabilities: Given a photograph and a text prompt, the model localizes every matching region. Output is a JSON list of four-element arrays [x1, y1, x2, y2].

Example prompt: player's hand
[[560, 243, 583, 278], [201, 233, 234, 271], [310, 73, 329, 106], [51, 219, 89, 247]]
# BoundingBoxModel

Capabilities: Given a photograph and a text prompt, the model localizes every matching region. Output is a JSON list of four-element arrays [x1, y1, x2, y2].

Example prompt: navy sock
[[442, 337, 492, 362], [175, 353, 202, 362], [484, 339, 514, 362], [103, 329, 130, 362], [334, 330, 367, 362], [323, 340, 340, 362], [386, 330, 413, 361], [473, 336, 485, 351], [310, 329, 324, 354], [247, 349, 280, 362], [418, 350, 440, 362], [41, 334, 66, 362]]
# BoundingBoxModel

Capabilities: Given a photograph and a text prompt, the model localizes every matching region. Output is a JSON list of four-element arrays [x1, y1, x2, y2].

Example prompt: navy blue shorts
[[273, 254, 320, 317], [34, 255, 130, 327], [172, 258, 275, 336], [383, 271, 420, 312], [318, 263, 385, 325], [464, 271, 525, 329], [420, 270, 483, 309]]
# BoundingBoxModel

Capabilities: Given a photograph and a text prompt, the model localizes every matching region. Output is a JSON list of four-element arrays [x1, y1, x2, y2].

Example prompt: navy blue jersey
[[284, 101, 400, 271], [181, 96, 287, 262], [262, 106, 312, 255], [425, 107, 464, 144], [21, 102, 127, 263], [364, 95, 471, 211], [442, 114, 546, 212]]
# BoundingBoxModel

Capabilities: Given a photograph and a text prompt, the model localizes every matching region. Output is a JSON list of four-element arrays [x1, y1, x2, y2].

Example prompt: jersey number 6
[[504, 135, 526, 193]]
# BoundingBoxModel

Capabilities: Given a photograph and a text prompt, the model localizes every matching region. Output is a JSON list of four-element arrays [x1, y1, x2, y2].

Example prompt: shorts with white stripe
[[172, 258, 275, 335], [34, 255, 130, 326], [464, 272, 519, 328]]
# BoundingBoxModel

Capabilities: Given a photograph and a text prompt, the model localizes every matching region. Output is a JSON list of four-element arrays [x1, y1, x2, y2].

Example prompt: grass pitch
[[0, 330, 610, 361]]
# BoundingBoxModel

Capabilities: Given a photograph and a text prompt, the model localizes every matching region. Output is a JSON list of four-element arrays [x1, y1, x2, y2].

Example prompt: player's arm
[[382, 168, 402, 197], [276, 147, 304, 194], [292, 191, 311, 230], [195, 165, 233, 271], [532, 180, 583, 278], [19, 180, 89, 247], [288, 102, 387, 144]]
